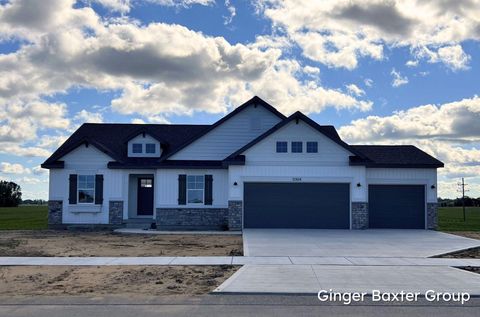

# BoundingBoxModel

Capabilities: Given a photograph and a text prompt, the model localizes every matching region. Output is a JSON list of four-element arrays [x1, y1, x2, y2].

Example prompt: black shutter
[[95, 174, 104, 205], [69, 174, 77, 204], [205, 175, 213, 205], [178, 174, 186, 205]]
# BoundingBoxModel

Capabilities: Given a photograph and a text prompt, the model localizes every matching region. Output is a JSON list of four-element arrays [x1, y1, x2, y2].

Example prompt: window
[[78, 175, 95, 204], [276, 141, 288, 153], [132, 143, 142, 153], [145, 143, 156, 154], [306, 141, 318, 153], [187, 175, 204, 204], [291, 141, 303, 153], [140, 179, 153, 188]]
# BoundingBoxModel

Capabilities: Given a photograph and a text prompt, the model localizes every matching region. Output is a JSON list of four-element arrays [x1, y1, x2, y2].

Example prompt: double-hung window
[[187, 175, 204, 204], [291, 141, 303, 153], [78, 175, 95, 204]]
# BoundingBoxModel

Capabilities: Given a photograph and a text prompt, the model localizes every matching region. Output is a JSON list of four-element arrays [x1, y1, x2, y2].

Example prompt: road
[[1, 295, 479, 317]]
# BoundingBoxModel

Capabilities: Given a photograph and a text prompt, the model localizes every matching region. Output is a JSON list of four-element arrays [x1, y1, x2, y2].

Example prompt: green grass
[[0, 205, 48, 230], [438, 207, 480, 231]]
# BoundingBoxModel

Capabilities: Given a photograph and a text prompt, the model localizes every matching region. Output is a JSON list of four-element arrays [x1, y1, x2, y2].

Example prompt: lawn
[[0, 205, 48, 230], [438, 207, 480, 232]]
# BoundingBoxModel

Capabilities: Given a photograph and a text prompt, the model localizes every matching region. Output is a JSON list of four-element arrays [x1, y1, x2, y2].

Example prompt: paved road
[[1, 295, 479, 317]]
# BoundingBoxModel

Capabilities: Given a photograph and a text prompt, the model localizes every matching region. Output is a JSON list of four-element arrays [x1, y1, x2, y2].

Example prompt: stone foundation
[[228, 200, 243, 231], [109, 201, 124, 225], [156, 208, 228, 230], [48, 200, 63, 228], [427, 203, 438, 230], [351, 202, 368, 229]]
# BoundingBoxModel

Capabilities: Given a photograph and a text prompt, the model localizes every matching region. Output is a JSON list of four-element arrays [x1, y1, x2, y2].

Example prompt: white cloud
[[0, 162, 30, 174], [32, 166, 47, 175], [92, 0, 131, 13], [256, 0, 479, 70], [223, 0, 236, 25], [73, 110, 103, 124], [390, 68, 408, 87], [346, 84, 365, 97], [405, 60, 418, 67], [148, 0, 214, 7], [364, 78, 373, 87]]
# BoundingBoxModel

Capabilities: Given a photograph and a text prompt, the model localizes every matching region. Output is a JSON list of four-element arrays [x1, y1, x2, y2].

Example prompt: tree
[[0, 180, 22, 207]]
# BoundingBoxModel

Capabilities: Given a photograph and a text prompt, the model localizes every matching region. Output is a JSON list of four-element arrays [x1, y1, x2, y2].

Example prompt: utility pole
[[457, 178, 469, 222]]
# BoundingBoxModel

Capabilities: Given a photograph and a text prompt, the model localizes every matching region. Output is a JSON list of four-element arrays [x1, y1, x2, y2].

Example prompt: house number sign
[[292, 177, 302, 182]]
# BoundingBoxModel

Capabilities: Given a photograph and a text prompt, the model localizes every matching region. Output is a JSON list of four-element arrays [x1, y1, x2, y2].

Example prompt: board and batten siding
[[169, 105, 282, 160], [366, 168, 437, 203], [241, 120, 352, 165], [156, 169, 228, 208]]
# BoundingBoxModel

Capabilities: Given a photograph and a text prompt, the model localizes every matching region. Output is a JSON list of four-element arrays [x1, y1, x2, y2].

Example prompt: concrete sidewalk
[[1, 256, 479, 266]]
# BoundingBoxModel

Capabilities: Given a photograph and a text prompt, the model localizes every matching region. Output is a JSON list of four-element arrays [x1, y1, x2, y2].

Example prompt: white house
[[41, 96, 444, 230]]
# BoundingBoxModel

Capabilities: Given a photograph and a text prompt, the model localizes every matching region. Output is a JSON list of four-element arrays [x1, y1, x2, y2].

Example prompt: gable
[[60, 143, 112, 169], [127, 133, 162, 157], [241, 120, 354, 165], [170, 104, 283, 160]]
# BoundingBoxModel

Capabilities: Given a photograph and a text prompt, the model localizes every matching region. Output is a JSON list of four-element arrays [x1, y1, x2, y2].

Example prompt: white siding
[[61, 144, 111, 170], [170, 105, 282, 160], [366, 168, 438, 203], [156, 169, 228, 208], [242, 120, 352, 165], [228, 165, 367, 202], [128, 134, 162, 157]]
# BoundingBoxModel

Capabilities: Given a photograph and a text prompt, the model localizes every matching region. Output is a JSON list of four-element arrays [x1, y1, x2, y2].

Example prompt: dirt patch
[[444, 231, 480, 240], [0, 230, 243, 257], [0, 265, 238, 296], [458, 267, 480, 275], [435, 247, 480, 259]]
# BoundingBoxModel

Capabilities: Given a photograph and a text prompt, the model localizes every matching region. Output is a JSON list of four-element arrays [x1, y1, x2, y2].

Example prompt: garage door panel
[[244, 183, 350, 229], [369, 185, 425, 229]]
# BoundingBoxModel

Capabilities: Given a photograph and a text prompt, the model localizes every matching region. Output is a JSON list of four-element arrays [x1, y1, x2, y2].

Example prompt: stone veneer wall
[[156, 208, 228, 230], [109, 201, 124, 225], [48, 200, 63, 228], [351, 202, 368, 229], [427, 203, 438, 230], [228, 200, 243, 231]]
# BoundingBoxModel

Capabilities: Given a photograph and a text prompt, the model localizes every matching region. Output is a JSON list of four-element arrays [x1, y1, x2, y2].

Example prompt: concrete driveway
[[243, 229, 480, 257]]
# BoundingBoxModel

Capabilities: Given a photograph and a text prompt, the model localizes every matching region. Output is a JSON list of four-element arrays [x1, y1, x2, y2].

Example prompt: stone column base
[[352, 202, 368, 229], [109, 201, 124, 225], [48, 200, 63, 228], [427, 203, 438, 229], [228, 200, 242, 231]]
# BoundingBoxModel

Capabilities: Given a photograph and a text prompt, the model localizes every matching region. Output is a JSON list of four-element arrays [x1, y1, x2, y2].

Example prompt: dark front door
[[369, 185, 425, 229], [244, 182, 350, 229], [137, 178, 154, 216]]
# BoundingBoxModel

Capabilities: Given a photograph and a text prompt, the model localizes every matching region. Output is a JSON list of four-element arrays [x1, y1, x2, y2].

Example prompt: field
[[438, 206, 480, 232], [0, 205, 47, 230]]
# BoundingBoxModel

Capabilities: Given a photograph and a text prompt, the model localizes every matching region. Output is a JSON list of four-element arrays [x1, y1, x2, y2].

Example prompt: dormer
[[127, 132, 162, 158]]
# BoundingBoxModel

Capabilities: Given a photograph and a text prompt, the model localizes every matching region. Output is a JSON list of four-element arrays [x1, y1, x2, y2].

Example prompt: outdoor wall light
[[431, 185, 436, 189], [234, 182, 238, 186], [357, 183, 361, 187]]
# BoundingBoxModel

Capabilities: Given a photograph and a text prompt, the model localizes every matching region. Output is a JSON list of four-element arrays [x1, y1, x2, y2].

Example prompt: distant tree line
[[438, 197, 480, 207], [0, 180, 22, 207], [22, 199, 47, 205]]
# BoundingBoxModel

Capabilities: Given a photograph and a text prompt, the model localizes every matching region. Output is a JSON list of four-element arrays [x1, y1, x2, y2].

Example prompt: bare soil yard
[[0, 231, 243, 257], [0, 265, 238, 296]]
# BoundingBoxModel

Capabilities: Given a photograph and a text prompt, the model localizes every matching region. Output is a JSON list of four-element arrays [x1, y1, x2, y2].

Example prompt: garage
[[243, 182, 350, 229], [368, 185, 425, 229]]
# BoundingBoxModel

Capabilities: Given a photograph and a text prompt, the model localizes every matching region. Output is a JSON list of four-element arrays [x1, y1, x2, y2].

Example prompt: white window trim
[[187, 175, 205, 205], [78, 175, 95, 205]]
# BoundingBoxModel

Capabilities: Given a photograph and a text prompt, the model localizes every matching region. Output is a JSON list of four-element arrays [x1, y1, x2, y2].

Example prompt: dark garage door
[[369, 185, 425, 229], [244, 183, 350, 229]]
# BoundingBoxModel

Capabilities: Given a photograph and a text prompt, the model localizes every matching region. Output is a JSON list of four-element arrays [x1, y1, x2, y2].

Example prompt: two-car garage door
[[244, 182, 350, 229]]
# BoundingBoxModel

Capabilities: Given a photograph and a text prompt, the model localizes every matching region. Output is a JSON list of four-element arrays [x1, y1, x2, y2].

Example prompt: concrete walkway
[[1, 256, 480, 266]]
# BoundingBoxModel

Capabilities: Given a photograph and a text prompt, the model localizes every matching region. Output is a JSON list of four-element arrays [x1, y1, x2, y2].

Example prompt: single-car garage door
[[244, 182, 350, 229], [369, 185, 425, 229]]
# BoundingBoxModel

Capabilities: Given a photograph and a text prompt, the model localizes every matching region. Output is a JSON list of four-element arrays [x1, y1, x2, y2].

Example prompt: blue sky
[[0, 0, 479, 199]]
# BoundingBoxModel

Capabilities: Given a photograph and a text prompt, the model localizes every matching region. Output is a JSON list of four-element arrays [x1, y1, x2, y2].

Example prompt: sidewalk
[[1, 256, 479, 266]]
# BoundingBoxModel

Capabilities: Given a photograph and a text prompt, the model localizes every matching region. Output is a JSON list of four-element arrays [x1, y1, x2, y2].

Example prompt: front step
[[124, 218, 155, 229]]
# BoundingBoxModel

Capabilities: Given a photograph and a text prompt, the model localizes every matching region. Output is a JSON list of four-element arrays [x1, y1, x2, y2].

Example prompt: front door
[[137, 178, 154, 216]]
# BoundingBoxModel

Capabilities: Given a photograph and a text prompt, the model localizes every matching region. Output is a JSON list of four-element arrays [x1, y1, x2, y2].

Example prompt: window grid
[[132, 143, 143, 153], [145, 143, 156, 154], [78, 175, 95, 204], [276, 141, 288, 153], [187, 175, 204, 204], [306, 141, 318, 153], [291, 141, 303, 153]]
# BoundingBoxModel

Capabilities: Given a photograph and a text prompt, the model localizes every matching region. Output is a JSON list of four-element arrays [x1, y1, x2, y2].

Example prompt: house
[[41, 96, 444, 230]]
